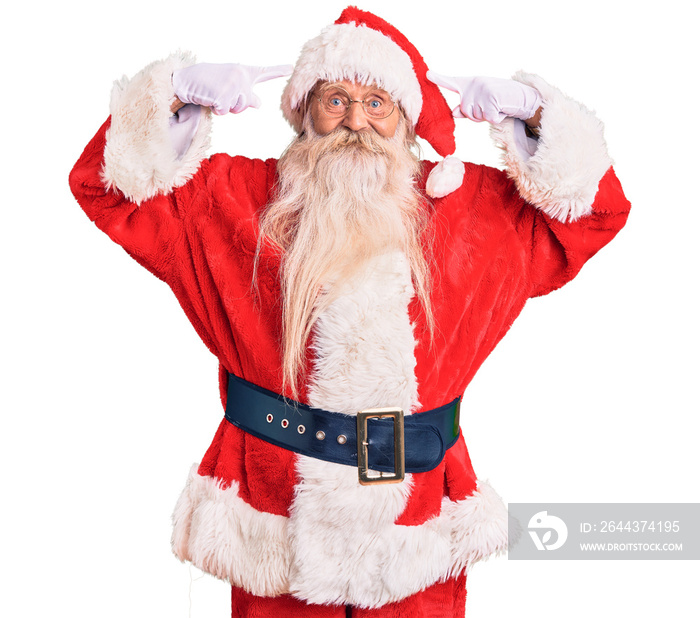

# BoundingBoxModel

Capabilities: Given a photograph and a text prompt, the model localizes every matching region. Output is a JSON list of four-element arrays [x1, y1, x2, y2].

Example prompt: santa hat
[[281, 6, 465, 198]]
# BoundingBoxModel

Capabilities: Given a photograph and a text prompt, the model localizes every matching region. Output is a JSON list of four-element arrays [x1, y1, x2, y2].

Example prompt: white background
[[2, 0, 698, 616]]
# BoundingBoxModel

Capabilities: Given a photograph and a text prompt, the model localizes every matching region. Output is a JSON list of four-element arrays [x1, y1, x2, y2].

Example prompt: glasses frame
[[316, 85, 396, 120]]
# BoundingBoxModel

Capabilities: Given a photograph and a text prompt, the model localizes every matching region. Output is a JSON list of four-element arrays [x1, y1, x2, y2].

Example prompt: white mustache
[[312, 125, 398, 157]]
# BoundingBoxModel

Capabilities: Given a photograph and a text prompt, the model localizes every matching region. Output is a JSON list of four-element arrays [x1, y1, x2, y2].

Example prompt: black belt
[[224, 373, 461, 485]]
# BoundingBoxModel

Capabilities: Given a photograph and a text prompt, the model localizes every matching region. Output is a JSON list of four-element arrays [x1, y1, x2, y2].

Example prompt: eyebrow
[[319, 83, 389, 96]]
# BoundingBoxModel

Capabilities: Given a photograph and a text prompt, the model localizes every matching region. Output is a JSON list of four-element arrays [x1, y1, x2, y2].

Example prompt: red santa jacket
[[69, 54, 630, 609]]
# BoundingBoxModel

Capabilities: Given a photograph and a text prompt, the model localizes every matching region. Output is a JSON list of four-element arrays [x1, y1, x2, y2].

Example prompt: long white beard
[[257, 115, 430, 393]]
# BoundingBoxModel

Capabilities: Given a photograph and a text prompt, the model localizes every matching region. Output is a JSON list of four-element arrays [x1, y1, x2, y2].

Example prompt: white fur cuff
[[102, 52, 212, 204], [490, 72, 613, 223]]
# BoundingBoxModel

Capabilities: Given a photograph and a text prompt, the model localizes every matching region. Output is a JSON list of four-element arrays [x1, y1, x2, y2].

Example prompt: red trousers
[[231, 574, 467, 617]]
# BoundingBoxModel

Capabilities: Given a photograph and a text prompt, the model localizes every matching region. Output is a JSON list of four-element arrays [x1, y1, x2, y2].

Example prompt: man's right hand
[[172, 63, 293, 116]]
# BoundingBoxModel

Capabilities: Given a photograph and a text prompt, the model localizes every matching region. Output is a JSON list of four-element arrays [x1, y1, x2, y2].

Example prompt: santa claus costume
[[69, 7, 631, 617]]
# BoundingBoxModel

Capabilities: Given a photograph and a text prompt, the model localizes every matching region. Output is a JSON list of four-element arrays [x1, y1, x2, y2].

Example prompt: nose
[[342, 101, 370, 132]]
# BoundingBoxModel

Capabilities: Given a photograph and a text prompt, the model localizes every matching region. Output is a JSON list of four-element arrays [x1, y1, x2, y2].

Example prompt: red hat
[[281, 6, 465, 198]]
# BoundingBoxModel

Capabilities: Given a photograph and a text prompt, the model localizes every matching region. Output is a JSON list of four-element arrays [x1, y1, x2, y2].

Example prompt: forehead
[[318, 80, 389, 96]]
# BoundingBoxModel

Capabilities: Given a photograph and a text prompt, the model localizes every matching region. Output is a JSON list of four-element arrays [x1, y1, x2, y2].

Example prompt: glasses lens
[[318, 87, 395, 119], [363, 92, 394, 119], [320, 89, 351, 117]]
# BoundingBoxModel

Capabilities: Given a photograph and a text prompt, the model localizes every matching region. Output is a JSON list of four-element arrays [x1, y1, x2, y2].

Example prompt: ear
[[297, 88, 318, 134]]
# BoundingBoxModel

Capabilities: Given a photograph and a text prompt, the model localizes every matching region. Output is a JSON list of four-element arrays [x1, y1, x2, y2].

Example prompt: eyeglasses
[[317, 86, 395, 120]]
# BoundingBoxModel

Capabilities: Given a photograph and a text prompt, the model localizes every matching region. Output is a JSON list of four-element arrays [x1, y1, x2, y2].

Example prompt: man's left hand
[[427, 72, 542, 127]]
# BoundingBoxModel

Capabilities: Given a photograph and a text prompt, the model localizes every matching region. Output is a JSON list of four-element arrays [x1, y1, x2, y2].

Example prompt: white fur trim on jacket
[[307, 251, 419, 416], [443, 480, 510, 575], [282, 22, 422, 132], [288, 457, 451, 608], [490, 72, 613, 223], [102, 52, 212, 204], [171, 467, 508, 605], [288, 252, 433, 607], [171, 464, 291, 597]]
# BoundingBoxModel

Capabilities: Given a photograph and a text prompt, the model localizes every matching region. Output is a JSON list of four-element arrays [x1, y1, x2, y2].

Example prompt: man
[[69, 7, 630, 617]]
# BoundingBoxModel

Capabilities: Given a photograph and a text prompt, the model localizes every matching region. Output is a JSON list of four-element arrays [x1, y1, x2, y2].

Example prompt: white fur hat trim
[[282, 22, 422, 132]]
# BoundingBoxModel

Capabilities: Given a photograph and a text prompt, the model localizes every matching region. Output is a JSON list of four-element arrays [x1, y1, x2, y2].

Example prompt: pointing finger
[[426, 70, 463, 94], [253, 64, 295, 84]]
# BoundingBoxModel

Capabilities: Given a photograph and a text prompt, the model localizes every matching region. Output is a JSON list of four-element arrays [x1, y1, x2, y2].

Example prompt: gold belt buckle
[[356, 407, 405, 485]]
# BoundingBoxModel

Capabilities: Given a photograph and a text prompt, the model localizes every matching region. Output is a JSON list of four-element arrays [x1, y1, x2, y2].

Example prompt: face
[[309, 80, 401, 138]]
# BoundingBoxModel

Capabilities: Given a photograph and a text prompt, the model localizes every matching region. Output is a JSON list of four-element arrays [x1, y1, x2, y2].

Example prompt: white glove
[[427, 72, 542, 124], [172, 63, 293, 115], [169, 103, 202, 160]]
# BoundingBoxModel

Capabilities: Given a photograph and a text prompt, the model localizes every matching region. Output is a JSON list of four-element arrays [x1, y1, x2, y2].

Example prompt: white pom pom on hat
[[281, 6, 465, 198]]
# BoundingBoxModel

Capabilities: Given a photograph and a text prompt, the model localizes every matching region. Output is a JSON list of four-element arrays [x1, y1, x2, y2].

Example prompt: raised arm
[[69, 54, 291, 282], [488, 72, 631, 296], [68, 53, 214, 282], [429, 70, 630, 295]]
